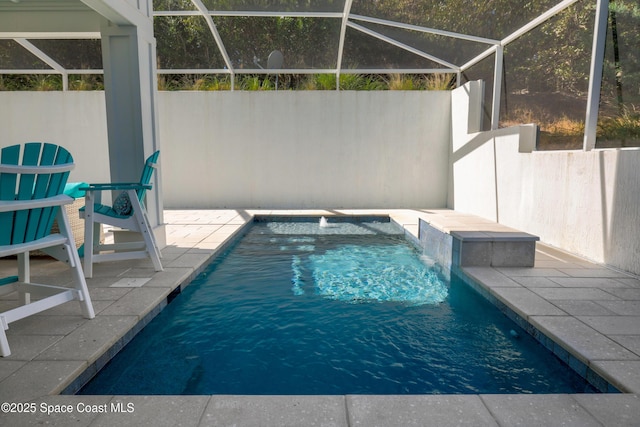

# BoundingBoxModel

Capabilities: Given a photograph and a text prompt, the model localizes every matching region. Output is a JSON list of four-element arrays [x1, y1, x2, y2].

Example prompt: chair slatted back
[[136, 150, 160, 203], [0, 143, 73, 246]]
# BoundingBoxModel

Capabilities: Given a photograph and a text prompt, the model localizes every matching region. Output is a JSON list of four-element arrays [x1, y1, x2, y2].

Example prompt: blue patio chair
[[80, 151, 162, 278], [0, 143, 95, 357]]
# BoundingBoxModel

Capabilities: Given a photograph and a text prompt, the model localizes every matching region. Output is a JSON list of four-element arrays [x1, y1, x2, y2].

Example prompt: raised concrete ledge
[[419, 214, 540, 268]]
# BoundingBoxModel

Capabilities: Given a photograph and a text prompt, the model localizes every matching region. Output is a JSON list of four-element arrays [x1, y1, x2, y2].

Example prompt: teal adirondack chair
[[80, 151, 162, 278], [0, 143, 95, 357]]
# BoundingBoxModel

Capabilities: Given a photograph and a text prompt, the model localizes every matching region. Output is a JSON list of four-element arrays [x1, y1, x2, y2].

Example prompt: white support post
[[100, 21, 164, 242], [584, 0, 609, 151], [100, 24, 147, 182], [491, 45, 503, 130]]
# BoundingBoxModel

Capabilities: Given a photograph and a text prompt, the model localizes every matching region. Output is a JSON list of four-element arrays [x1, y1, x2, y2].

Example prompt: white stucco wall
[[1, 90, 451, 209], [450, 83, 640, 276], [158, 91, 451, 209], [0, 92, 111, 184]]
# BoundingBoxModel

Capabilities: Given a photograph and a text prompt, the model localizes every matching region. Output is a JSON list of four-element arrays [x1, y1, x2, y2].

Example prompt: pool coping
[[1, 208, 639, 426]]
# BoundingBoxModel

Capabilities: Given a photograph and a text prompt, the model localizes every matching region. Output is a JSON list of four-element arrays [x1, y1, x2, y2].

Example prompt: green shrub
[[314, 74, 336, 90], [598, 105, 640, 142], [238, 75, 274, 91]]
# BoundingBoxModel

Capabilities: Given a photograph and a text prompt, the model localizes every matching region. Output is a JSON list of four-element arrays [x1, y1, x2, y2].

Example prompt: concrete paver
[[480, 394, 603, 427], [202, 395, 347, 427], [572, 394, 640, 427], [347, 395, 500, 427]]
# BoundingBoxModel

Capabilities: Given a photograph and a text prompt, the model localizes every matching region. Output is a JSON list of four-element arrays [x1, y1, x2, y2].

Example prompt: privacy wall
[[0, 92, 111, 183], [0, 91, 451, 209], [159, 91, 451, 209]]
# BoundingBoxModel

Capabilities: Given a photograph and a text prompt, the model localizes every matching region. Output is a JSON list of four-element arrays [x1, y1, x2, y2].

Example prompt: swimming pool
[[79, 217, 594, 395]]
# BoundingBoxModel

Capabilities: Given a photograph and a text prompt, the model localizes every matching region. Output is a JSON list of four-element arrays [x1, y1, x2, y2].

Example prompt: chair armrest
[[0, 276, 19, 286], [0, 163, 74, 175], [0, 194, 73, 212], [80, 183, 152, 192]]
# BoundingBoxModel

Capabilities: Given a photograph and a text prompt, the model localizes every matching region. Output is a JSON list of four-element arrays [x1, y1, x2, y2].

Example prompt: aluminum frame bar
[[341, 68, 455, 74], [460, 45, 497, 73], [347, 21, 459, 71], [349, 14, 500, 46], [501, 0, 583, 46], [584, 0, 609, 151], [154, 10, 343, 18], [190, 0, 234, 80], [336, 0, 354, 90], [461, 0, 583, 73], [156, 68, 453, 75], [459, 0, 587, 130], [14, 38, 68, 90]]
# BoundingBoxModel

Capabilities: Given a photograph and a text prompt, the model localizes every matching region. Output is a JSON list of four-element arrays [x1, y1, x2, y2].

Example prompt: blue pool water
[[79, 218, 594, 395]]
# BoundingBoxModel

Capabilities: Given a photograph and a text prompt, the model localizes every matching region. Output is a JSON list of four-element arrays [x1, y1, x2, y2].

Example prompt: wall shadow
[[602, 149, 640, 275]]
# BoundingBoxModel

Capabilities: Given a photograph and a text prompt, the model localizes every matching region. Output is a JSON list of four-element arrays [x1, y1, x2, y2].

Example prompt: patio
[[0, 209, 639, 426], [1, 0, 639, 425]]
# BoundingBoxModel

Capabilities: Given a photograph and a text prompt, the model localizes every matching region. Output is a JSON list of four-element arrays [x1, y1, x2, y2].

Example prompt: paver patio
[[0, 209, 639, 426]]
